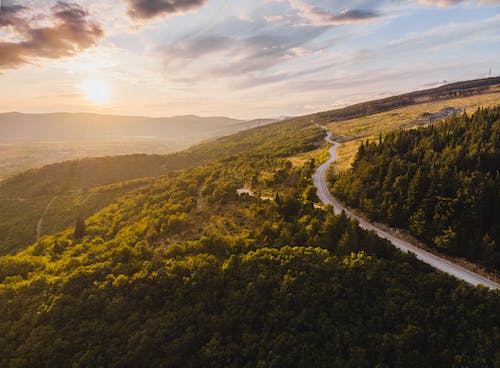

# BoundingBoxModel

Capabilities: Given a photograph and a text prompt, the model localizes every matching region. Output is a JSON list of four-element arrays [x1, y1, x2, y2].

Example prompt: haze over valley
[[0, 112, 277, 178]]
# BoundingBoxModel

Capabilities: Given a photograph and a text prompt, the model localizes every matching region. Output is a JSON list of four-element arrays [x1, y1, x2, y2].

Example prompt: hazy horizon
[[0, 78, 483, 120]]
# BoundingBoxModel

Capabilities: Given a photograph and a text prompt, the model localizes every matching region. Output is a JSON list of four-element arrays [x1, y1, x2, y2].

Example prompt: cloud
[[162, 35, 235, 60], [126, 0, 207, 20], [157, 25, 377, 92], [0, 2, 103, 70], [389, 13, 500, 48], [0, 4, 26, 28], [161, 27, 326, 83], [406, 0, 500, 6], [288, 0, 380, 26], [413, 0, 464, 6], [207, 32, 323, 77]]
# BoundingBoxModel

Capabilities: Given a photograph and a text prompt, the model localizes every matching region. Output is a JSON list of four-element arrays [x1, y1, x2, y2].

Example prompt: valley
[[0, 113, 278, 178]]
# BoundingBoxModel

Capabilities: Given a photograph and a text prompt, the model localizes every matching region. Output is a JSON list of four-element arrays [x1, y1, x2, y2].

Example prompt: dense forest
[[1, 115, 499, 367], [332, 106, 500, 270]]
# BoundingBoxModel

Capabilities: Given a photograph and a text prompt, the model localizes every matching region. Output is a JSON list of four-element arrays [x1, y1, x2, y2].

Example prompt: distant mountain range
[[0, 112, 280, 178], [0, 112, 279, 143]]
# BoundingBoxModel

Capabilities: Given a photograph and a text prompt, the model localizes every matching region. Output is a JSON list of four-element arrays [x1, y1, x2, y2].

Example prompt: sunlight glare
[[81, 79, 111, 105]]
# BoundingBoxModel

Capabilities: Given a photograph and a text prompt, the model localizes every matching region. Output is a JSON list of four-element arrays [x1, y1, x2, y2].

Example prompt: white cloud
[[413, 0, 464, 7], [288, 0, 380, 26], [390, 13, 500, 48]]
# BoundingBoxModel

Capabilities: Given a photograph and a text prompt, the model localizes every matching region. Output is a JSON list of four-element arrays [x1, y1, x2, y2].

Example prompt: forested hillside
[[0, 155, 172, 255], [332, 106, 500, 270], [0, 117, 321, 255], [1, 114, 499, 367]]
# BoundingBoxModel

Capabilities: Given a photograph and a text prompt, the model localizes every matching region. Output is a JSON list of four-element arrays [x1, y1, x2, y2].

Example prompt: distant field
[[0, 113, 277, 179], [0, 139, 178, 179], [327, 90, 500, 171]]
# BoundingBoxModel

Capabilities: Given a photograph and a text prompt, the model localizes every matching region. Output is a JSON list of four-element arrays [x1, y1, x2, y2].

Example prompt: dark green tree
[[332, 106, 500, 270], [73, 217, 86, 240]]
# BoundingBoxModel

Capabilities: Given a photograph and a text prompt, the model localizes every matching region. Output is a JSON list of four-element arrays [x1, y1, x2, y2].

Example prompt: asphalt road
[[312, 131, 500, 290]]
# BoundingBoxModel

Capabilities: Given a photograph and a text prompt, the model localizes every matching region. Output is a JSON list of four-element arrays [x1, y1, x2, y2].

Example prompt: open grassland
[[287, 145, 330, 168], [327, 90, 500, 171], [334, 139, 365, 172], [0, 140, 178, 179]]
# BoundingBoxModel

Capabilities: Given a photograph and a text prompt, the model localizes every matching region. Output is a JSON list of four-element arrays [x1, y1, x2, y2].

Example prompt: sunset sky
[[0, 0, 499, 119]]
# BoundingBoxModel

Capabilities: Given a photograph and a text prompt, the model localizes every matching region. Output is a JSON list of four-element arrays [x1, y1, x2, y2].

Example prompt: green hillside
[[0, 155, 173, 254], [0, 117, 322, 255], [3, 77, 498, 255], [1, 109, 499, 367]]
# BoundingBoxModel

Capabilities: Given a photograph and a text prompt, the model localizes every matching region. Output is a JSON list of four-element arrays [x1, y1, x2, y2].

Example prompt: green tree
[[73, 217, 86, 240]]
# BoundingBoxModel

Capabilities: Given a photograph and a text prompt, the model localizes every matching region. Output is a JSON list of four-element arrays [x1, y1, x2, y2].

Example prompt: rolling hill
[[0, 112, 278, 178], [0, 112, 251, 141], [309, 76, 500, 125], [1, 100, 499, 367], [0, 116, 319, 255], [1, 77, 498, 257]]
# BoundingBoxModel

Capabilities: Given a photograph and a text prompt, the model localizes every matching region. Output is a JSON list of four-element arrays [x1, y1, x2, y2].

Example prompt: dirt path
[[36, 196, 57, 240]]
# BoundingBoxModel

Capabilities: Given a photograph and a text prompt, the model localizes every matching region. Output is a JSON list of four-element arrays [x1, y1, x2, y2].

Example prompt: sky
[[0, 0, 499, 119]]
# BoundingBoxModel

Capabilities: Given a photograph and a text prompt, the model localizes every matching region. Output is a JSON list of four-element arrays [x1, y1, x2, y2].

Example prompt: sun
[[81, 78, 111, 105]]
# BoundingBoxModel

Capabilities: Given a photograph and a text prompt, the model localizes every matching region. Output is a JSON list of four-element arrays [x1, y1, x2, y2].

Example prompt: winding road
[[313, 131, 500, 290]]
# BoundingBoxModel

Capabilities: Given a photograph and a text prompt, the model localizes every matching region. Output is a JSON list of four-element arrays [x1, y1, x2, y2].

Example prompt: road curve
[[313, 131, 500, 290]]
